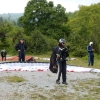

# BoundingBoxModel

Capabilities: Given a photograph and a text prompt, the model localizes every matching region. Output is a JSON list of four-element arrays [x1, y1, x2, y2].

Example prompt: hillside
[[0, 13, 23, 22]]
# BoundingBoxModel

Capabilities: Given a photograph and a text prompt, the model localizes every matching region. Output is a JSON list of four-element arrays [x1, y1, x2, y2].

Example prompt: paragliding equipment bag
[[49, 47, 58, 73]]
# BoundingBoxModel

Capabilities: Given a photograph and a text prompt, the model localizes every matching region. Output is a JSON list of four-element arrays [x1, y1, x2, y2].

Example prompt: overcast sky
[[0, 0, 100, 14]]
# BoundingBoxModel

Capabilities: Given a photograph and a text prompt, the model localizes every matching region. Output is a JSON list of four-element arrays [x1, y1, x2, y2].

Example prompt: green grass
[[67, 57, 100, 69], [30, 93, 47, 100], [28, 51, 51, 58], [6, 75, 26, 82], [0, 75, 25, 82], [13, 92, 24, 98]]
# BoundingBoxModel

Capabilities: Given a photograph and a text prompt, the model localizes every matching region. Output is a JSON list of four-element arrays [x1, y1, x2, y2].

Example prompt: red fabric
[[0, 56, 32, 61]]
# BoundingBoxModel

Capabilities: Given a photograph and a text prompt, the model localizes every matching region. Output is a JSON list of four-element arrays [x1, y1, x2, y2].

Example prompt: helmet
[[89, 42, 93, 45], [59, 38, 66, 43]]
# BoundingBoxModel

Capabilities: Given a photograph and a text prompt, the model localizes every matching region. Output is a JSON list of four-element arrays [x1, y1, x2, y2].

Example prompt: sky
[[0, 0, 100, 14]]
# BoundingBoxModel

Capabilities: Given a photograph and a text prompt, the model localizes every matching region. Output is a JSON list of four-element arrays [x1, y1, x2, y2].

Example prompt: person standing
[[15, 39, 27, 62], [56, 38, 69, 85], [87, 42, 94, 66], [1, 49, 7, 61]]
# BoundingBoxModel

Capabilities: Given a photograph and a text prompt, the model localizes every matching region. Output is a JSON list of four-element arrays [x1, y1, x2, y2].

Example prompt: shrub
[[72, 47, 87, 57]]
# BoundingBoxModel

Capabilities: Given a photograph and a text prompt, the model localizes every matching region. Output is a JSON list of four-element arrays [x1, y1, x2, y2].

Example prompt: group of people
[[14, 38, 95, 67], [0, 39, 27, 62], [0, 38, 95, 85], [0, 39, 36, 62]]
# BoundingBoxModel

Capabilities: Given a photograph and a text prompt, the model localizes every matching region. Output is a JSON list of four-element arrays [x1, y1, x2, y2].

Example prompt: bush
[[46, 38, 58, 51], [72, 47, 87, 57], [26, 30, 45, 54]]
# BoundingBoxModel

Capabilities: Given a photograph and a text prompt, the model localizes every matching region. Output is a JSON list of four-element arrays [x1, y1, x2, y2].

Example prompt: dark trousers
[[1, 56, 6, 61], [18, 51, 25, 62], [88, 54, 94, 66], [57, 60, 67, 82]]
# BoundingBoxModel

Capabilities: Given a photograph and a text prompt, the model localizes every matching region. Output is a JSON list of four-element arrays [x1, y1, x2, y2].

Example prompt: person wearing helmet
[[56, 38, 69, 85], [87, 42, 94, 66], [15, 39, 27, 62]]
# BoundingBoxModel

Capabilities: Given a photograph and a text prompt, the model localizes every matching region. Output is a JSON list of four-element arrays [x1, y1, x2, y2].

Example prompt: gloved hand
[[56, 54, 60, 58]]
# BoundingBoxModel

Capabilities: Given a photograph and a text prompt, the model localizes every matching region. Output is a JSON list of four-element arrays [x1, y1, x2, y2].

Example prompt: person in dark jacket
[[87, 42, 94, 66], [56, 38, 69, 85], [1, 49, 7, 61], [15, 39, 27, 62]]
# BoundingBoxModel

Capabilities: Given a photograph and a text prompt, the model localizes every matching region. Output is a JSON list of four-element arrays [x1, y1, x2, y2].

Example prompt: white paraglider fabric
[[0, 62, 100, 73]]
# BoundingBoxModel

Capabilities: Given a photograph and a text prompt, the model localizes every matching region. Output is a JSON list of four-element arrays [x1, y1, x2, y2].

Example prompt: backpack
[[49, 46, 58, 73]]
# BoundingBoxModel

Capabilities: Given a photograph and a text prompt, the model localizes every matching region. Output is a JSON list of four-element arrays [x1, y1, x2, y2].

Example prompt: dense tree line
[[0, 0, 100, 57], [67, 3, 100, 57]]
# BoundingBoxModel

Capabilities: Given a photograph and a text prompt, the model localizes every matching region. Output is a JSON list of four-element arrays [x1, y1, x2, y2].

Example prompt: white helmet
[[89, 42, 93, 45], [59, 38, 66, 43]]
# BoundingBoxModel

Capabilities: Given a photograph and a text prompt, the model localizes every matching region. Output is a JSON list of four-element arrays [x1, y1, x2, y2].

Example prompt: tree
[[28, 29, 48, 53], [0, 20, 12, 49], [67, 3, 100, 56], [18, 0, 70, 40]]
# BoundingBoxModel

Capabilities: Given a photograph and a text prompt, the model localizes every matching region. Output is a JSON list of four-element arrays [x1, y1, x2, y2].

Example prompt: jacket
[[87, 45, 94, 55], [15, 42, 27, 51]]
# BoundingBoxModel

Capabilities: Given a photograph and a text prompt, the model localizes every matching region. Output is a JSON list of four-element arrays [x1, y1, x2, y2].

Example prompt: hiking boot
[[56, 80, 60, 84], [62, 82, 68, 85]]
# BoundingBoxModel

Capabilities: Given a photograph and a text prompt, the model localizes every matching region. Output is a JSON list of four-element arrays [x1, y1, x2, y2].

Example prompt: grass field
[[67, 57, 100, 69], [33, 53, 100, 69]]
